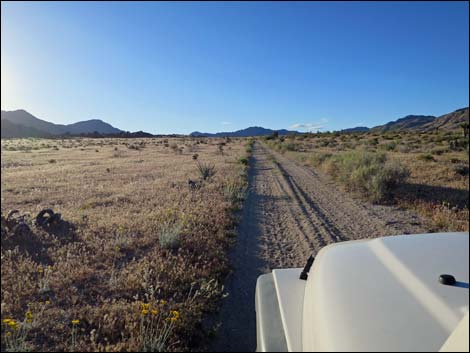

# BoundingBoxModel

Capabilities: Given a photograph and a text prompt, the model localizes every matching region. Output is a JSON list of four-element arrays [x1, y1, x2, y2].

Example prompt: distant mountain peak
[[339, 126, 370, 133], [1, 109, 123, 138], [190, 126, 299, 137]]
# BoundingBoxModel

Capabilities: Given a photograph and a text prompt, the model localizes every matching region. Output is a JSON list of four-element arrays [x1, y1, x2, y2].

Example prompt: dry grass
[[265, 130, 469, 231], [1, 137, 249, 351]]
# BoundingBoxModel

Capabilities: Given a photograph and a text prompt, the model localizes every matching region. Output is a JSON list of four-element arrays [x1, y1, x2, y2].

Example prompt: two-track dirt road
[[210, 142, 427, 352]]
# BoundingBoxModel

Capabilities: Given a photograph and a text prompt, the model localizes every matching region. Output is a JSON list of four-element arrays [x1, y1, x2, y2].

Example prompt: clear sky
[[1, 1, 469, 134]]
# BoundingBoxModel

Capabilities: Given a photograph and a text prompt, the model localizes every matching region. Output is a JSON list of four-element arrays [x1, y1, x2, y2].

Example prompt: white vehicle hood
[[302, 232, 469, 352]]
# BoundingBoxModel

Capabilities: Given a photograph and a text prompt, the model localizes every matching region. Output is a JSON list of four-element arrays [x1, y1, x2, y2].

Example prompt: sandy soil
[[210, 142, 428, 352]]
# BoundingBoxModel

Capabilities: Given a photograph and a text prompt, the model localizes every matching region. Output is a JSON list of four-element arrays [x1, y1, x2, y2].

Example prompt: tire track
[[268, 145, 427, 241], [210, 142, 427, 352]]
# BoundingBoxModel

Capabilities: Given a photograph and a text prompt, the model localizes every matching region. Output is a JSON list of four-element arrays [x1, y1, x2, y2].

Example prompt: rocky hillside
[[370, 115, 436, 133], [420, 107, 469, 131]]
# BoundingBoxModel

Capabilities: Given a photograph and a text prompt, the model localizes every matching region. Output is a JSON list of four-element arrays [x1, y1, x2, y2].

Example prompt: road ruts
[[209, 142, 427, 352]]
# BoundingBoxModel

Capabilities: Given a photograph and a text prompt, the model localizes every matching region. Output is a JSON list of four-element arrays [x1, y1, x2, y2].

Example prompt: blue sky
[[1, 1, 468, 134]]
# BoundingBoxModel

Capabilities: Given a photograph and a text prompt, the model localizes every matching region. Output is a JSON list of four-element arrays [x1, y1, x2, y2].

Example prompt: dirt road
[[210, 142, 427, 352]]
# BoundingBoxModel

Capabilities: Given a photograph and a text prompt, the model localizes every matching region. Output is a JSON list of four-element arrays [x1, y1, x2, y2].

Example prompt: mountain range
[[339, 126, 370, 133], [369, 115, 437, 133], [190, 126, 298, 137], [1, 110, 122, 138], [1, 107, 468, 139], [343, 107, 469, 134]]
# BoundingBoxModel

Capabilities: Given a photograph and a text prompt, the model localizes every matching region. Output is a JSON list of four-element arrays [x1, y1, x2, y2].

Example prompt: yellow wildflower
[[159, 300, 167, 305], [8, 321, 18, 330], [141, 309, 149, 315], [72, 319, 80, 325], [45, 300, 51, 305], [170, 310, 180, 319], [151, 309, 158, 315], [3, 318, 12, 324], [6, 332, 11, 337], [38, 267, 43, 273], [25, 311, 33, 323], [170, 317, 177, 322]]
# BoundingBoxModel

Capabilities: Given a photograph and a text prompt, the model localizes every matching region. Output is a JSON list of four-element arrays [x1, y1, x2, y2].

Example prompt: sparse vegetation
[[263, 127, 469, 231], [417, 153, 435, 162], [1, 137, 249, 352], [245, 138, 255, 155], [238, 157, 248, 166], [196, 161, 216, 180], [158, 221, 183, 250], [223, 180, 248, 206]]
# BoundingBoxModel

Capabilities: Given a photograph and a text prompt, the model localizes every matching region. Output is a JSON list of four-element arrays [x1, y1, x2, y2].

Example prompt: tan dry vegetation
[[1, 137, 249, 351], [265, 129, 469, 232]]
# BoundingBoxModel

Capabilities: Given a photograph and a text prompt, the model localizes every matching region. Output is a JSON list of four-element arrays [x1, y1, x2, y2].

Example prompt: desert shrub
[[185, 144, 195, 153], [367, 137, 379, 146], [380, 141, 397, 151], [284, 142, 298, 152], [453, 164, 469, 177], [158, 222, 183, 250], [449, 137, 469, 151], [245, 139, 254, 154], [325, 151, 410, 202], [417, 153, 435, 162], [264, 140, 280, 152], [196, 162, 216, 180], [112, 150, 124, 158], [341, 142, 355, 150], [128, 144, 140, 151], [430, 147, 448, 155], [397, 145, 412, 153], [192, 154, 198, 160], [309, 152, 332, 166], [48, 159, 56, 164], [238, 157, 249, 166], [223, 180, 248, 205], [264, 132, 278, 140]]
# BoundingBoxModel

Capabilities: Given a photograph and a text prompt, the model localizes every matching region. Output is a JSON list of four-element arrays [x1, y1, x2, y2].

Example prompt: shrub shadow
[[396, 183, 469, 209]]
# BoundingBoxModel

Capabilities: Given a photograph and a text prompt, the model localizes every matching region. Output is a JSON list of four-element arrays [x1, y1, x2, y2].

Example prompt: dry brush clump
[[196, 161, 216, 181], [323, 151, 410, 203], [1, 137, 249, 351]]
